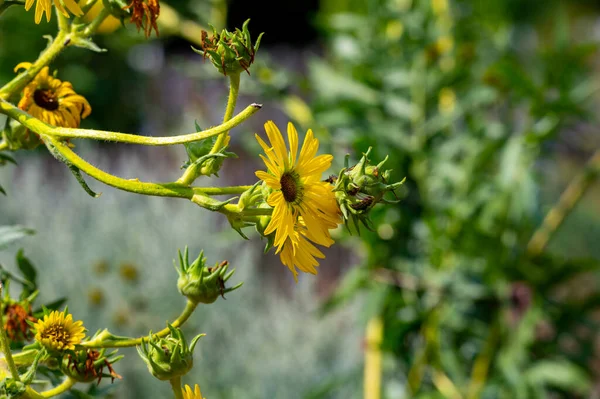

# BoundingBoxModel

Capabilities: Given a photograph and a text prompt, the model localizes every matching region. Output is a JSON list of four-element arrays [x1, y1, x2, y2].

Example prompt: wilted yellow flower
[[255, 121, 340, 280], [183, 384, 205, 399], [16, 63, 91, 129], [34, 310, 85, 351], [24, 0, 83, 24]]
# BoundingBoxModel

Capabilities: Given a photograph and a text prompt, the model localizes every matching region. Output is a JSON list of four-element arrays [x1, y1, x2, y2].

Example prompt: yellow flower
[[16, 63, 91, 129], [34, 310, 85, 352], [255, 121, 340, 280], [182, 384, 205, 399], [24, 0, 83, 24]]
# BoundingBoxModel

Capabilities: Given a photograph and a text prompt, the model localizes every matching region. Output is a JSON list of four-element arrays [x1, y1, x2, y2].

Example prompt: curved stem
[[0, 4, 110, 100], [0, 99, 261, 146], [82, 300, 198, 348], [40, 377, 77, 398], [170, 376, 184, 399], [45, 136, 195, 198], [527, 148, 600, 257], [0, 31, 68, 100]]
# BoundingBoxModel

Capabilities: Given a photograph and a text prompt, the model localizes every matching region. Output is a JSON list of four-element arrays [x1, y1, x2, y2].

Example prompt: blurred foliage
[[251, 0, 600, 397]]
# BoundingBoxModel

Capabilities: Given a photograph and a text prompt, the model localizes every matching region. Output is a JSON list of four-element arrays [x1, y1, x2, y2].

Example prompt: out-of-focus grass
[[0, 147, 363, 398]]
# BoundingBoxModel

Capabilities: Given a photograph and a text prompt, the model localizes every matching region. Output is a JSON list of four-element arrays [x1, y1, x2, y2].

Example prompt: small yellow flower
[[34, 310, 85, 352], [16, 63, 91, 129], [255, 121, 341, 280], [24, 0, 83, 24], [182, 384, 205, 399]]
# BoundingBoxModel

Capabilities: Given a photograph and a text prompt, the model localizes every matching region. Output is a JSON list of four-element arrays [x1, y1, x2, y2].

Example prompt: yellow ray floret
[[34, 310, 86, 351], [255, 121, 341, 280], [24, 0, 83, 24], [183, 384, 205, 399]]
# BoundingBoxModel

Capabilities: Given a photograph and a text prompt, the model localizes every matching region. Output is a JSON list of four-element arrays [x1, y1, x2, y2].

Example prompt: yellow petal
[[287, 122, 298, 166]]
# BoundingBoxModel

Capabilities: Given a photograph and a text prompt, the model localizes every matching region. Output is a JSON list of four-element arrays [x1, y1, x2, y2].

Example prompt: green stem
[[82, 7, 111, 37], [527, 148, 600, 257], [0, 99, 261, 146], [0, 6, 110, 100], [196, 185, 252, 195], [45, 135, 195, 198], [82, 300, 198, 348], [0, 285, 20, 382], [170, 376, 184, 399], [56, 4, 70, 33], [177, 72, 242, 185], [40, 377, 77, 398], [0, 31, 68, 100], [0, 141, 7, 151], [213, 72, 241, 154]]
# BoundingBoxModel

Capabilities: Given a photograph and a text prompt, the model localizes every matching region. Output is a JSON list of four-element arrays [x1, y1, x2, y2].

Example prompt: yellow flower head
[[34, 310, 85, 352], [183, 384, 205, 399], [255, 121, 341, 280], [24, 0, 83, 24], [16, 63, 91, 129]]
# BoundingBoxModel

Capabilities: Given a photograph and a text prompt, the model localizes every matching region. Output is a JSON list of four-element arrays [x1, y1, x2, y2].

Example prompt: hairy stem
[[178, 72, 242, 185], [82, 300, 198, 348], [213, 72, 241, 153], [0, 99, 261, 146], [40, 377, 77, 398], [527, 149, 600, 257], [0, 31, 68, 100], [0, 7, 110, 100]]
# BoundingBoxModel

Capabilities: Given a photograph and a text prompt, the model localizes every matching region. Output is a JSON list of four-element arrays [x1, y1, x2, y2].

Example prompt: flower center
[[33, 89, 59, 111], [280, 172, 299, 203], [41, 325, 71, 346]]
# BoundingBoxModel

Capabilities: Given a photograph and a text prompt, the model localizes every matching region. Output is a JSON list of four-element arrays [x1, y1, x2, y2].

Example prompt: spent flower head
[[137, 325, 202, 381], [192, 19, 263, 76], [3, 301, 36, 343], [33, 309, 86, 352], [175, 247, 242, 304], [123, 0, 160, 38], [62, 348, 123, 384]]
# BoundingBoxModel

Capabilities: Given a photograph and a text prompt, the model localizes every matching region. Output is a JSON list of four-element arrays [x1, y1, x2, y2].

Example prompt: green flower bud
[[334, 147, 405, 233], [61, 348, 123, 383], [137, 325, 201, 381], [174, 248, 243, 304], [192, 19, 264, 76]]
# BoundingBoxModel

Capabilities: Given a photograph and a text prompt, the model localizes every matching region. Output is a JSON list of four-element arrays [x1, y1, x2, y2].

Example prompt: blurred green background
[[2, 0, 600, 397]]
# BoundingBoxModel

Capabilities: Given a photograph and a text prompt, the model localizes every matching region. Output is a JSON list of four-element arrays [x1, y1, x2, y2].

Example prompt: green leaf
[[0, 225, 35, 251], [16, 249, 37, 290]]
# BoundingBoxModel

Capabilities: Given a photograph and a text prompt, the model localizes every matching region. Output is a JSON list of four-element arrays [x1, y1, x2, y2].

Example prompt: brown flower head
[[4, 303, 36, 342], [124, 0, 160, 38], [63, 348, 123, 384]]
